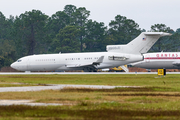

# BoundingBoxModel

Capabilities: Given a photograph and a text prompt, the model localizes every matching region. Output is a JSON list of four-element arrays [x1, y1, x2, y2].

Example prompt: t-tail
[[106, 32, 171, 54]]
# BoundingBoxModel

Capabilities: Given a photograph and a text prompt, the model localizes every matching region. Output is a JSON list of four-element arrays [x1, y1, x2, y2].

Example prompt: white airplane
[[10, 32, 171, 72], [131, 52, 180, 69]]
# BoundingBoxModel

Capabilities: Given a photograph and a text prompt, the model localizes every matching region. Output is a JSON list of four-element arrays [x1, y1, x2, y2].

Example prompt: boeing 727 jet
[[132, 52, 180, 69], [11, 32, 171, 72]]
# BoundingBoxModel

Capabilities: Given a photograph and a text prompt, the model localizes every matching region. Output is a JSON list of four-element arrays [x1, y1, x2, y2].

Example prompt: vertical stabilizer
[[127, 32, 171, 54], [107, 32, 171, 54]]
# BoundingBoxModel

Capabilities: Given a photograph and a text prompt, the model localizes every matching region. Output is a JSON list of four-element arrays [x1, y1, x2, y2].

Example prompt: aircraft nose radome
[[10, 63, 14, 68], [10, 63, 16, 69]]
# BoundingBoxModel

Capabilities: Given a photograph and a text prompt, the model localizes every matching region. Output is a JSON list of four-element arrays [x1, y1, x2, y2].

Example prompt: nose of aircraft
[[10, 62, 16, 69], [10, 60, 28, 71]]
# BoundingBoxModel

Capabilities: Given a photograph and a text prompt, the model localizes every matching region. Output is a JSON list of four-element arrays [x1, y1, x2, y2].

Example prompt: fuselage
[[132, 52, 180, 69], [11, 52, 143, 71], [10, 32, 171, 72]]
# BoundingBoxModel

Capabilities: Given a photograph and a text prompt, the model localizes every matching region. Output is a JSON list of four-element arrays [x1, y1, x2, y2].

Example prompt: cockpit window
[[17, 60, 22, 62]]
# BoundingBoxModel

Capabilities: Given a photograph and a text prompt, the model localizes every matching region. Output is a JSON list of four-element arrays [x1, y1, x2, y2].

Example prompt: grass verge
[[0, 74, 180, 119]]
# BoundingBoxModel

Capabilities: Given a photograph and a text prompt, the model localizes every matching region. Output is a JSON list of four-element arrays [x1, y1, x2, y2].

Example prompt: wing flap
[[66, 56, 104, 68], [93, 56, 104, 65], [67, 63, 93, 68]]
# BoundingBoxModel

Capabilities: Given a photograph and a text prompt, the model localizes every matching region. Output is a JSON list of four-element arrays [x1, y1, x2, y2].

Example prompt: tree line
[[0, 4, 180, 68]]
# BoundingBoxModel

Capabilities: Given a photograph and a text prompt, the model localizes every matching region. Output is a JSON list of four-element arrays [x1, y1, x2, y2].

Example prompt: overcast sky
[[1, 0, 180, 31]]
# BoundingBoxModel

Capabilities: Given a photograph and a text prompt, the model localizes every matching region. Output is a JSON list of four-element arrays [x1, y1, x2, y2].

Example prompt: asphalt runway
[[0, 100, 65, 106], [0, 72, 180, 75], [0, 84, 139, 92], [0, 72, 156, 75], [0, 84, 139, 106]]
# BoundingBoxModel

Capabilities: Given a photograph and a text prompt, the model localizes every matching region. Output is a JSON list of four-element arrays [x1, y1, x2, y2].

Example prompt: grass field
[[0, 74, 180, 119]]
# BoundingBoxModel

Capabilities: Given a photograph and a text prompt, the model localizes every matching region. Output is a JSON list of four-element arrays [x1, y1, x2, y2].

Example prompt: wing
[[66, 56, 104, 71]]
